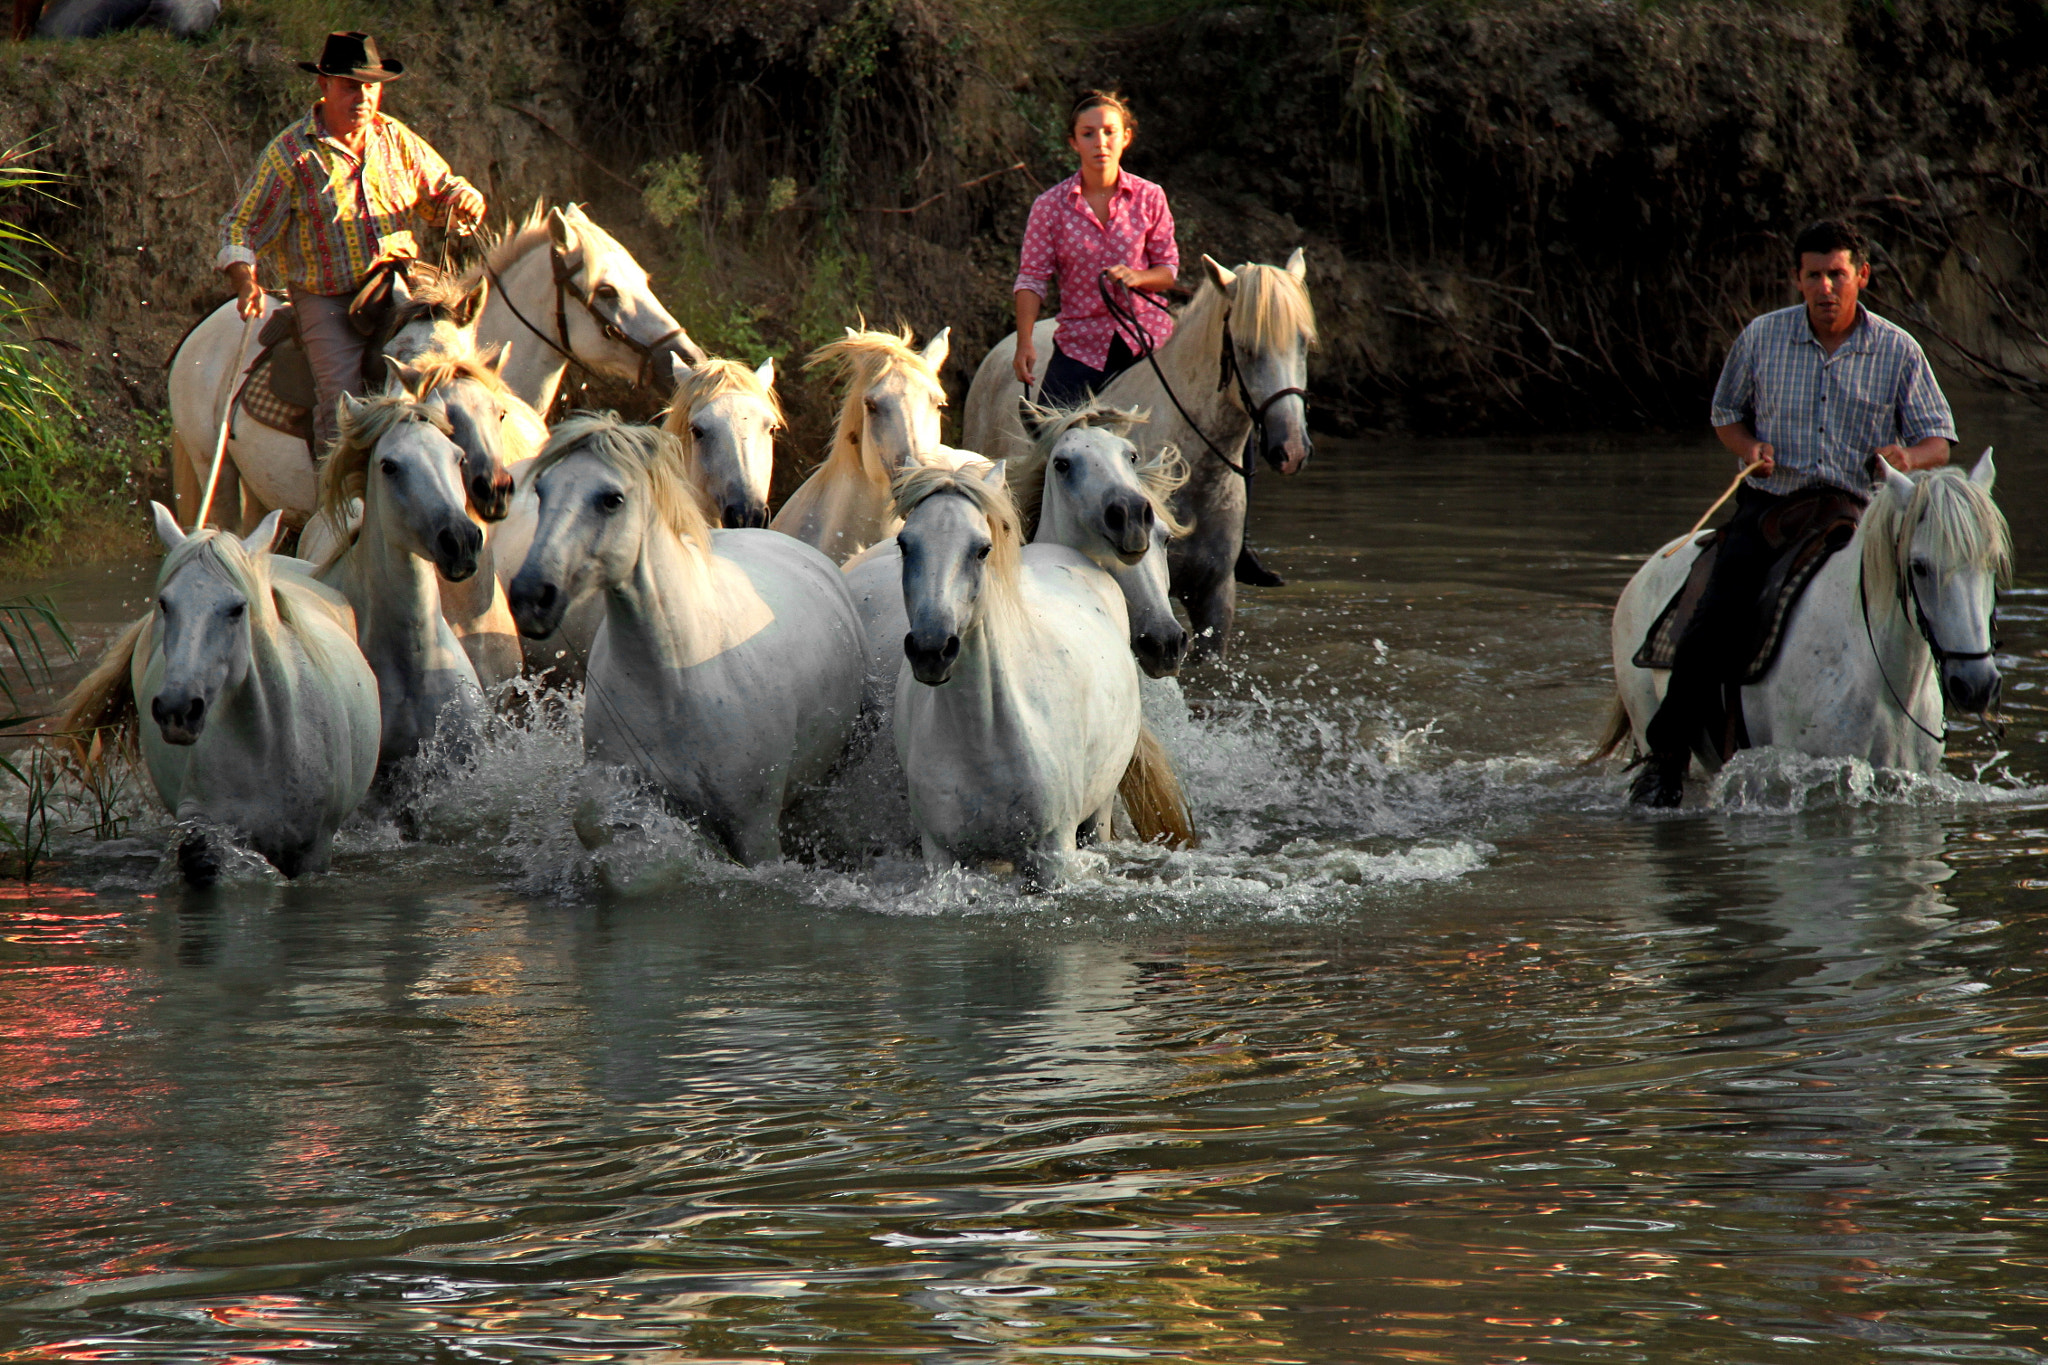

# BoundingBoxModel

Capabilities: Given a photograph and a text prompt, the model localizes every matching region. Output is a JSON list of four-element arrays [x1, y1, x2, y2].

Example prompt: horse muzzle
[[720, 497, 770, 530], [433, 519, 483, 582], [1133, 622, 1188, 679], [1941, 658, 2001, 715], [508, 574, 566, 639], [904, 630, 960, 687], [151, 692, 207, 745], [471, 470, 515, 524]]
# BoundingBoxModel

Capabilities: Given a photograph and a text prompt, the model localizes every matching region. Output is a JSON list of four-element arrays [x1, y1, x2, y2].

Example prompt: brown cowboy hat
[[299, 31, 404, 82]]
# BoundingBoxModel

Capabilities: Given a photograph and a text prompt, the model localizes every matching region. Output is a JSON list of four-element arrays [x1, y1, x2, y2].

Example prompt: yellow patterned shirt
[[216, 107, 477, 297]]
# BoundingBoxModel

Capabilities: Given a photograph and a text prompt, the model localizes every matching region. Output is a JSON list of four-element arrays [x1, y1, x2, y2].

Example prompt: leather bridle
[[486, 240, 685, 406]]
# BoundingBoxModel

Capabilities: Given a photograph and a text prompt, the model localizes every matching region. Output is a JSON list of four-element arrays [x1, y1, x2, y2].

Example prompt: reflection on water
[[5, 396, 2048, 1361]]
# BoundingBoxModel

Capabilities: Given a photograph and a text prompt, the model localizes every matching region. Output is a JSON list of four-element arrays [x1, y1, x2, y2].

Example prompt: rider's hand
[[449, 186, 487, 234], [1013, 334, 1037, 387], [1745, 442, 1775, 478], [1103, 263, 1138, 287], [227, 262, 263, 320], [1875, 443, 1911, 472]]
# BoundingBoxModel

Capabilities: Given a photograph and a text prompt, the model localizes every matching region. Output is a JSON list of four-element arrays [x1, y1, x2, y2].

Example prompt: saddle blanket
[[1633, 486, 1864, 684]]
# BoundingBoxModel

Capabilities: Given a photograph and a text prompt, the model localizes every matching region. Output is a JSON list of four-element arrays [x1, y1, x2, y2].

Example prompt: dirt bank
[[3, 0, 2044, 538]]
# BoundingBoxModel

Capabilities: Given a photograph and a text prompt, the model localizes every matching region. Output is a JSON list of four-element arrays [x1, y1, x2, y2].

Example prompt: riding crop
[[1661, 462, 1764, 558], [193, 308, 261, 532]]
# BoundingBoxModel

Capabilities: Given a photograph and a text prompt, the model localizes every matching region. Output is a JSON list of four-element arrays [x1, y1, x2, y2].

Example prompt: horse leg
[[920, 832, 959, 874], [171, 428, 199, 528], [1079, 795, 1116, 846], [1180, 566, 1238, 663], [1021, 835, 1075, 891]]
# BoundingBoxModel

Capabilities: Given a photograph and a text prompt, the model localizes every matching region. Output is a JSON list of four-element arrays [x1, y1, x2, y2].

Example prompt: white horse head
[[811, 325, 950, 484], [1866, 449, 2009, 714], [394, 353, 518, 522], [326, 379, 483, 583], [1198, 248, 1316, 473], [894, 460, 1021, 686], [660, 355, 781, 529], [146, 504, 286, 745], [383, 274, 491, 366], [1012, 401, 1192, 676], [507, 415, 713, 639]]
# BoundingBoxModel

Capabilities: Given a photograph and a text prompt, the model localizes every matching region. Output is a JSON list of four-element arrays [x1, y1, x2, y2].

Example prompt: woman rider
[[1012, 91, 1179, 409]]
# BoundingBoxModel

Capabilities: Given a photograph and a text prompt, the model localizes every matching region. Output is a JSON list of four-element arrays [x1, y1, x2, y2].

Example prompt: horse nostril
[[721, 503, 745, 528], [940, 635, 960, 663], [532, 582, 558, 612], [1104, 503, 1125, 532]]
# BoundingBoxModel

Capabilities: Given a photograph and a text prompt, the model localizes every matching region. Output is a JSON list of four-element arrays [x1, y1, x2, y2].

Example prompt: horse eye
[[1912, 561, 1932, 577], [381, 458, 401, 476], [976, 544, 991, 561], [690, 424, 707, 441], [225, 602, 245, 619], [598, 490, 626, 512], [864, 397, 880, 414], [595, 283, 619, 300], [1053, 457, 1072, 474]]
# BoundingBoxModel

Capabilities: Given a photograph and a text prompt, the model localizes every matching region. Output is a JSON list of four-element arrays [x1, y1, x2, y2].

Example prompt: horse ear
[[1882, 460, 1916, 502], [1970, 446, 1996, 489], [241, 509, 284, 556], [1285, 247, 1307, 281], [1017, 396, 1049, 438], [980, 458, 1007, 491], [1202, 255, 1237, 289], [151, 500, 186, 550], [662, 352, 691, 396], [477, 340, 508, 372], [921, 326, 951, 372], [452, 275, 489, 328], [756, 355, 775, 389], [383, 355, 424, 397], [546, 206, 578, 254]]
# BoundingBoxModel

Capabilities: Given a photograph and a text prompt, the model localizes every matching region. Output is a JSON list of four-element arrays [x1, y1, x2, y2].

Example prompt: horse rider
[[1631, 218, 1957, 806], [215, 30, 486, 458]]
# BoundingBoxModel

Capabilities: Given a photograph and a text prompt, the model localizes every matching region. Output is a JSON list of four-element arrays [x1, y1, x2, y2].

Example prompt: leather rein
[[484, 240, 683, 409], [1857, 552, 2001, 745]]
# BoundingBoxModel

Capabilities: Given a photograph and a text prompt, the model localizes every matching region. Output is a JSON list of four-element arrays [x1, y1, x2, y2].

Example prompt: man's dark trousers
[[1644, 484, 1793, 761]]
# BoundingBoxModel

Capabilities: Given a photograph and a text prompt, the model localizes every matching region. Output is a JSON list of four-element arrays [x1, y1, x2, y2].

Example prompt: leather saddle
[[233, 258, 448, 445]]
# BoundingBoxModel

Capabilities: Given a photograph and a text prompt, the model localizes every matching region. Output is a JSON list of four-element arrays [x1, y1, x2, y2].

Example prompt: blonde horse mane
[[315, 385, 455, 567], [531, 412, 714, 551], [1007, 397, 1190, 541], [808, 325, 947, 486], [659, 356, 784, 500], [1171, 261, 1318, 381], [892, 462, 1026, 627], [1861, 465, 2012, 607], [463, 200, 555, 287]]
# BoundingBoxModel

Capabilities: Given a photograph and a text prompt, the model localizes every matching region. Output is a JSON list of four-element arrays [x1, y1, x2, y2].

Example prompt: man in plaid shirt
[[216, 31, 485, 455], [1632, 219, 1957, 806]]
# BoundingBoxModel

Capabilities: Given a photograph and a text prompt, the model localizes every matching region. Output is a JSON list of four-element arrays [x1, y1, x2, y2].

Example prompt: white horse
[[58, 506, 378, 885], [771, 325, 953, 564], [505, 415, 866, 865], [167, 202, 703, 531], [488, 352, 786, 685], [891, 463, 1186, 887], [315, 383, 487, 786], [1601, 453, 2008, 792], [962, 251, 1315, 660]]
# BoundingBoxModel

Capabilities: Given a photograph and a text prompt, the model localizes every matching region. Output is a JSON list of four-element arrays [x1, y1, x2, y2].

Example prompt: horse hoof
[[176, 829, 222, 888]]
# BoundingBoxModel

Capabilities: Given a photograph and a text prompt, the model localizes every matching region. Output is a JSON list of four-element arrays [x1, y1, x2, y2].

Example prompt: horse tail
[[1585, 690, 1637, 766], [57, 615, 150, 767], [1120, 721, 1197, 849]]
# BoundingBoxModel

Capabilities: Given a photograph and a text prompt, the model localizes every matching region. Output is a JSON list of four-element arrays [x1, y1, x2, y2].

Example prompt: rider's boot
[[1628, 752, 1688, 808], [1235, 546, 1285, 586]]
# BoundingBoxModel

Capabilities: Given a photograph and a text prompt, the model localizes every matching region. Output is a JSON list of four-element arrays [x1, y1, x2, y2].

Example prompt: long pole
[[1662, 463, 1762, 558], [194, 310, 260, 531]]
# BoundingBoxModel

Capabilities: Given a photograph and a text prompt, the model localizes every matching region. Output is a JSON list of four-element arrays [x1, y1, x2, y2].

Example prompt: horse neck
[[930, 580, 1048, 732], [1034, 483, 1091, 553], [479, 246, 571, 414], [343, 487, 446, 666], [1129, 307, 1248, 459], [600, 512, 724, 671]]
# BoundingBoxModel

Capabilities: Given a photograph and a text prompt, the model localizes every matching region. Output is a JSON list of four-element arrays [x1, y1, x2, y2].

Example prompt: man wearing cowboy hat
[[216, 31, 486, 455]]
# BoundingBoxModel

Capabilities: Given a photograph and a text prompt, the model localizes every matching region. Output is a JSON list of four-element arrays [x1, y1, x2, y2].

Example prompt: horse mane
[[316, 387, 455, 564], [807, 325, 946, 486], [892, 463, 1026, 628], [1007, 397, 1190, 540], [462, 199, 555, 287], [1862, 465, 2012, 605], [1168, 262, 1318, 385], [531, 411, 713, 551], [406, 354, 513, 402], [659, 356, 783, 494]]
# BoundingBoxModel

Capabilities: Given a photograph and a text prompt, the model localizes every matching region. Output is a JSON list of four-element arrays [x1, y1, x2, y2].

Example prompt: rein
[[1097, 277, 1249, 477], [1856, 552, 2001, 746], [484, 240, 683, 413]]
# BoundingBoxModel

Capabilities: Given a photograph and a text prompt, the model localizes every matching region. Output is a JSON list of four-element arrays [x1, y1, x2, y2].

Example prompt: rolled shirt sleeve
[[1895, 341, 1958, 445], [1012, 195, 1056, 298], [216, 144, 292, 274], [1142, 189, 1178, 279], [1708, 320, 1759, 429]]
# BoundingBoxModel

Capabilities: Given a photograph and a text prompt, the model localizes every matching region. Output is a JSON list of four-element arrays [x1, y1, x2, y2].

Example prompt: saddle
[[232, 258, 448, 446]]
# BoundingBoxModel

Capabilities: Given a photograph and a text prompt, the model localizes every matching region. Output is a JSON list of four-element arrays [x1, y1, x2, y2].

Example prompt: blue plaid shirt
[[1709, 304, 1956, 498]]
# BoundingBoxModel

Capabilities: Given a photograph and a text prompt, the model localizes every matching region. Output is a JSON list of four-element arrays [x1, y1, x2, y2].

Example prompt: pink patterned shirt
[[1013, 171, 1179, 370]]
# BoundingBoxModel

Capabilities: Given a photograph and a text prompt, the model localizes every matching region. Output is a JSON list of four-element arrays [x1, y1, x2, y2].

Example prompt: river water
[[5, 396, 2048, 1362]]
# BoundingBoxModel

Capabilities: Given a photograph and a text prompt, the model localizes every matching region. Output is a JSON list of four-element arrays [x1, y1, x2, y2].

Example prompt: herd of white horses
[[54, 201, 2017, 890]]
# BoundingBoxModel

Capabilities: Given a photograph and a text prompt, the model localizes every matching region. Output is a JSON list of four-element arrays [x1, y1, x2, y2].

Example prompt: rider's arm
[[1708, 320, 1769, 470], [395, 122, 484, 230], [217, 144, 292, 320], [1878, 344, 1958, 471], [1012, 195, 1057, 384], [1714, 422, 1773, 473]]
